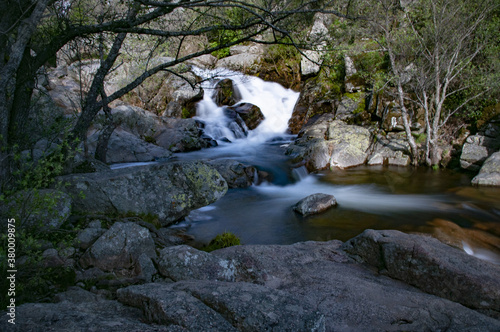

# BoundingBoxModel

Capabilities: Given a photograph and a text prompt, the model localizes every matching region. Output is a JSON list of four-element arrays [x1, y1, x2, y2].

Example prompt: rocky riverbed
[[2, 228, 500, 331]]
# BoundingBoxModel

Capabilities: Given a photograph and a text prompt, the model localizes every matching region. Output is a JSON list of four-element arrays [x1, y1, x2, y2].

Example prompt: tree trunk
[[94, 102, 116, 163]]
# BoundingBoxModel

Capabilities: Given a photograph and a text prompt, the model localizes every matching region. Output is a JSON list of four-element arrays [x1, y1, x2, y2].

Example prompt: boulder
[[119, 281, 325, 331], [215, 53, 262, 73], [229, 43, 264, 56], [225, 103, 264, 130], [293, 193, 337, 216], [117, 282, 237, 331], [461, 134, 500, 171], [0, 293, 174, 332], [80, 222, 156, 272], [342, 229, 500, 317], [472, 151, 500, 186], [287, 72, 338, 134], [86, 128, 172, 163], [75, 227, 106, 250], [154, 118, 215, 152], [156, 245, 238, 282], [335, 93, 365, 122], [300, 13, 331, 76], [286, 115, 373, 171], [106, 104, 164, 137], [59, 161, 228, 226], [207, 159, 256, 188], [213, 78, 242, 107], [367, 134, 411, 166]]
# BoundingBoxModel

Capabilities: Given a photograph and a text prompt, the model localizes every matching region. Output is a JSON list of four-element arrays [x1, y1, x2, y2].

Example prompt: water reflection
[[184, 165, 500, 265]]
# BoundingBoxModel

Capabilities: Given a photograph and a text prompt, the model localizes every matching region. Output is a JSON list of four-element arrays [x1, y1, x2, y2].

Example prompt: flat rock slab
[[4, 230, 500, 331], [59, 161, 228, 226], [293, 193, 337, 216]]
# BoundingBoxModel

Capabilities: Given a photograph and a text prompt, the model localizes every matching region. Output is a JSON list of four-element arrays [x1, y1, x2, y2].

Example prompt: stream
[[122, 68, 500, 264]]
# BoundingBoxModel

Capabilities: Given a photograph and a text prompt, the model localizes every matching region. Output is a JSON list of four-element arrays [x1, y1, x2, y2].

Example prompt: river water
[[138, 68, 500, 264]]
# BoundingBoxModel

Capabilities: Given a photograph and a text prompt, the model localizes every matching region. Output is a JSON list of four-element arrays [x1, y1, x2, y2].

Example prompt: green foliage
[[412, 133, 427, 144], [0, 128, 83, 306], [143, 135, 157, 144], [202, 231, 241, 252]]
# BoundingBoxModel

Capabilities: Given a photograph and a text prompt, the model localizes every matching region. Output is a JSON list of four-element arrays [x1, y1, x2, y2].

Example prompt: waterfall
[[193, 67, 299, 145]]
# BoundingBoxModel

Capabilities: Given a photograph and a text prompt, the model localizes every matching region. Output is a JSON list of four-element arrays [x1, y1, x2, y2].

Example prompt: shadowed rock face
[[58, 161, 228, 226], [3, 230, 500, 331]]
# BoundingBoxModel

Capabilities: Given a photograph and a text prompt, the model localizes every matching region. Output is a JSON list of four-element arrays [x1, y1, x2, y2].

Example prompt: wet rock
[[207, 159, 256, 188], [425, 218, 500, 265], [472, 151, 500, 186], [156, 245, 238, 282], [287, 74, 338, 135], [59, 161, 228, 226], [213, 78, 242, 107], [225, 102, 264, 130], [293, 193, 337, 216], [342, 229, 500, 318], [287, 115, 373, 171], [80, 222, 156, 272]]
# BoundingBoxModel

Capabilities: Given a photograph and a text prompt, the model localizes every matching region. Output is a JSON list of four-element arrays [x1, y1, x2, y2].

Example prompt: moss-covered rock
[[59, 161, 228, 226]]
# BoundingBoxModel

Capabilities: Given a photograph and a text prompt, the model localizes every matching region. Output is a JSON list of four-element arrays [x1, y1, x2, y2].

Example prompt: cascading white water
[[193, 67, 299, 145]]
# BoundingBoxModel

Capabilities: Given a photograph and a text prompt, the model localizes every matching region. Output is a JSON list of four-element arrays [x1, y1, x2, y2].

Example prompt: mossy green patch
[[202, 231, 241, 252]]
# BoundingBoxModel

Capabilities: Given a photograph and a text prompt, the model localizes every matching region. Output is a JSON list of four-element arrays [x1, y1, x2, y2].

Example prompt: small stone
[[293, 193, 337, 216]]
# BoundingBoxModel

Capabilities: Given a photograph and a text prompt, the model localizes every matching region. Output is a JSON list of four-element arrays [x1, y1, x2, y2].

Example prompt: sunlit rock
[[472, 151, 500, 186]]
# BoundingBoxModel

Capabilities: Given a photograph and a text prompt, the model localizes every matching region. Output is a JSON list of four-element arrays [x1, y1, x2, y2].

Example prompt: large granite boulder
[[342, 229, 500, 317], [367, 134, 411, 166], [59, 161, 228, 226], [0, 288, 174, 332], [80, 222, 156, 272], [207, 159, 257, 188], [460, 118, 500, 171], [287, 71, 338, 134], [460, 134, 499, 171], [224, 103, 264, 130], [86, 128, 172, 163], [118, 281, 325, 331], [154, 118, 215, 153], [472, 151, 500, 186], [286, 115, 373, 171]]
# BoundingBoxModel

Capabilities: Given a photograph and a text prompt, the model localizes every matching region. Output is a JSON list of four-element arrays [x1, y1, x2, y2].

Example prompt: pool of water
[[176, 141, 500, 264]]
